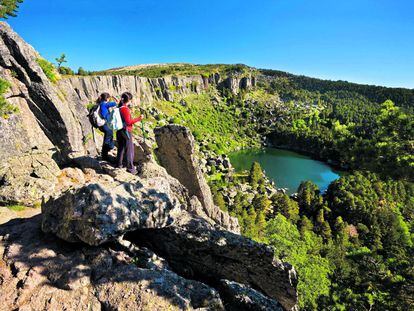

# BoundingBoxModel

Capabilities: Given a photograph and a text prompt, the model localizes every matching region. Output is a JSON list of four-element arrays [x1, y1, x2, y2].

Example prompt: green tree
[[266, 214, 332, 309], [252, 193, 271, 214], [271, 192, 299, 222], [297, 181, 322, 218], [77, 67, 88, 76], [243, 207, 258, 240], [58, 66, 74, 75], [55, 53, 67, 68], [249, 161, 264, 188], [0, 0, 24, 19], [255, 211, 267, 240]]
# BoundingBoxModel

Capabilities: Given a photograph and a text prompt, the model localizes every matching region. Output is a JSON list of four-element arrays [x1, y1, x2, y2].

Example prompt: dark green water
[[230, 148, 343, 194]]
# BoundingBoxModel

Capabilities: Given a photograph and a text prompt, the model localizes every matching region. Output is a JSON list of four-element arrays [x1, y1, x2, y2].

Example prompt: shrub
[[0, 78, 19, 118], [36, 58, 60, 83], [58, 66, 74, 75], [77, 67, 89, 76]]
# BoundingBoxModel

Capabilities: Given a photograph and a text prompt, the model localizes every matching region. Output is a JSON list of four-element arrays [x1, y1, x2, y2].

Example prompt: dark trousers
[[116, 130, 136, 173], [99, 123, 114, 158]]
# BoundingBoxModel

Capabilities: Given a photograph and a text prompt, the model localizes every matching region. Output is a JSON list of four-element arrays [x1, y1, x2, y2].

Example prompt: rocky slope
[[0, 22, 298, 310]]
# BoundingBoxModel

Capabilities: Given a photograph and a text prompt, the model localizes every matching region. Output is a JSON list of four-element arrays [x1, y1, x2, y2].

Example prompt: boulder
[[41, 173, 190, 246], [154, 125, 240, 233], [219, 279, 284, 311], [133, 137, 153, 164], [0, 151, 60, 206], [126, 218, 299, 311]]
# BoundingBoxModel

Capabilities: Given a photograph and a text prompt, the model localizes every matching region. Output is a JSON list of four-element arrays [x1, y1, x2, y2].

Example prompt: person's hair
[[96, 92, 111, 104], [120, 92, 133, 105]]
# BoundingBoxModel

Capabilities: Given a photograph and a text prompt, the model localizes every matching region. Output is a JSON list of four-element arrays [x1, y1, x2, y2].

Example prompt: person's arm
[[131, 114, 143, 124], [106, 101, 117, 109], [120, 106, 143, 126]]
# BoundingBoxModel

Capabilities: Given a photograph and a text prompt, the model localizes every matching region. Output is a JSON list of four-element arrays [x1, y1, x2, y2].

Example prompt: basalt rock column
[[154, 125, 240, 233]]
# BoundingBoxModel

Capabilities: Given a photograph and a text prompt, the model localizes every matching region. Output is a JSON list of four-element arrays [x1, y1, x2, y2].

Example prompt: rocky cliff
[[59, 68, 255, 106], [0, 22, 298, 310]]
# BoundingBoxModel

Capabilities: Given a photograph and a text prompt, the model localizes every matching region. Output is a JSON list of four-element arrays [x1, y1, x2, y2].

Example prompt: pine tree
[[297, 181, 322, 218], [249, 161, 264, 188], [271, 193, 299, 222], [55, 53, 67, 68], [0, 0, 24, 19], [244, 207, 258, 239], [255, 211, 267, 240], [321, 221, 332, 240], [300, 215, 314, 235], [252, 193, 271, 214]]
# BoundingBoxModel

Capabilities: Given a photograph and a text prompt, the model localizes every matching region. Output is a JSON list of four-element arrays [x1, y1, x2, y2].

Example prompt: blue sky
[[6, 0, 414, 88]]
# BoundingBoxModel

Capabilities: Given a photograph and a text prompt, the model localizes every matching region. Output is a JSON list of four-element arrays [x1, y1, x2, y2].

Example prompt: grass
[[86, 101, 96, 110], [93, 63, 257, 79], [7, 205, 27, 212], [36, 58, 60, 83], [144, 89, 261, 154], [0, 78, 19, 118]]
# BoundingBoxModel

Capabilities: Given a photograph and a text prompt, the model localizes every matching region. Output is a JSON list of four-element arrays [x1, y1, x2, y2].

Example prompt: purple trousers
[[116, 130, 136, 174]]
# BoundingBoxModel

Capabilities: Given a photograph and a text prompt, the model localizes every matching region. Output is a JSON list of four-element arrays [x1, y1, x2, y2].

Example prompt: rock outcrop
[[155, 125, 240, 233], [0, 216, 224, 311], [127, 218, 298, 311], [40, 160, 298, 309], [0, 22, 96, 162], [219, 280, 284, 311], [0, 150, 60, 205], [0, 22, 97, 205]]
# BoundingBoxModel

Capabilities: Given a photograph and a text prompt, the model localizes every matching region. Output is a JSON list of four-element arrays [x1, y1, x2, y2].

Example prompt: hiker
[[116, 92, 144, 174], [96, 92, 117, 161]]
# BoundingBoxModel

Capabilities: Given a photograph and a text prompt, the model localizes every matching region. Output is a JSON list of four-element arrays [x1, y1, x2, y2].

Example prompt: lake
[[229, 148, 343, 194]]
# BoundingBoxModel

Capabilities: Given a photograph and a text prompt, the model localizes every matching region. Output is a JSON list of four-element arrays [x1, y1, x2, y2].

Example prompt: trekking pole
[[141, 119, 146, 143], [140, 107, 147, 143]]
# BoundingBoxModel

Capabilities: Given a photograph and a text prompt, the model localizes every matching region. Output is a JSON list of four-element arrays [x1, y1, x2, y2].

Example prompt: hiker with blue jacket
[[96, 92, 117, 161]]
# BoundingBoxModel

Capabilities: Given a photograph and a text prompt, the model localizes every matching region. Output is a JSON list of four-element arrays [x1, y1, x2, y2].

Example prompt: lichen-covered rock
[[0, 22, 97, 205], [154, 125, 240, 233], [127, 218, 299, 311], [41, 173, 189, 246], [0, 151, 60, 205], [0, 216, 224, 311]]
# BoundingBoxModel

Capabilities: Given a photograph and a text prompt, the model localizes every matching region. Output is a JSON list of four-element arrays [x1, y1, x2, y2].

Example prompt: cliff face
[[0, 22, 97, 205], [59, 70, 255, 105]]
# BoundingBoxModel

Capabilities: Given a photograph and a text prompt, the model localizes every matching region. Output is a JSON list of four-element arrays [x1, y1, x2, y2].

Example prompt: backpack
[[88, 104, 106, 128], [108, 107, 124, 131]]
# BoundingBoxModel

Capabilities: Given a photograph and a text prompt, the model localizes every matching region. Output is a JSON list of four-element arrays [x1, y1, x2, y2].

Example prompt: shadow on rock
[[0, 216, 224, 310]]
